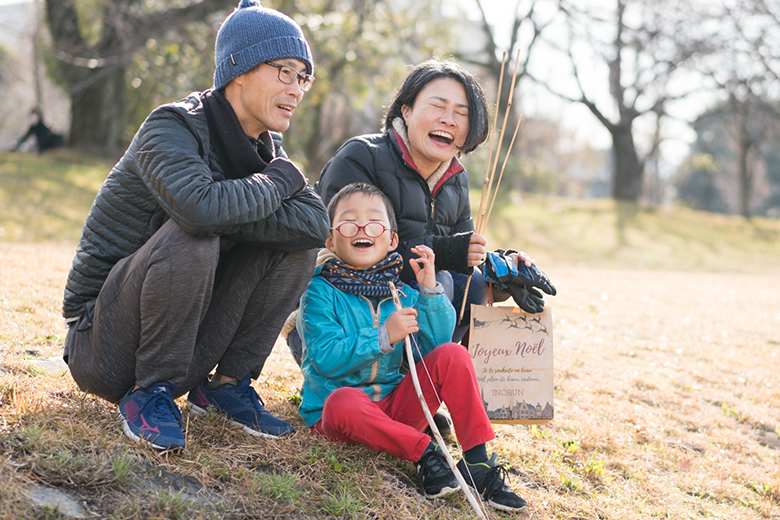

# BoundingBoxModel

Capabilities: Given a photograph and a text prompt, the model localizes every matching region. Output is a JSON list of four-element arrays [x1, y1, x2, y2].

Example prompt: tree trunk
[[44, 0, 227, 155], [611, 124, 644, 201], [731, 95, 753, 219], [737, 138, 752, 219], [68, 65, 126, 154]]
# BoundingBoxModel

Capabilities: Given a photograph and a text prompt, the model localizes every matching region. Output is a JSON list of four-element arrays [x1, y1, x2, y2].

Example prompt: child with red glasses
[[296, 182, 528, 512]]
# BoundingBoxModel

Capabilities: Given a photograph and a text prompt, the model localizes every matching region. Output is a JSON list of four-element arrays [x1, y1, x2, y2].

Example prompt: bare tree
[[532, 0, 711, 201], [690, 0, 780, 218], [275, 0, 454, 177], [457, 0, 555, 153], [44, 0, 227, 154]]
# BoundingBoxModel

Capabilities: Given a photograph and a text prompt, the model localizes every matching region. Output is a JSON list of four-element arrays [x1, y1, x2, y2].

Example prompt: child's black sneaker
[[424, 410, 453, 439], [457, 453, 528, 512], [415, 448, 460, 498]]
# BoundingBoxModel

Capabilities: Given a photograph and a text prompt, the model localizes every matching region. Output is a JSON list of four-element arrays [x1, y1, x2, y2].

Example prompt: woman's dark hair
[[382, 58, 490, 156], [327, 182, 398, 232]]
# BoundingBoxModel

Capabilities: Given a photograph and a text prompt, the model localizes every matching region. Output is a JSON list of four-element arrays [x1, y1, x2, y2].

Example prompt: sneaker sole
[[187, 402, 290, 439], [424, 484, 460, 499], [459, 481, 529, 513], [488, 499, 529, 513], [120, 415, 184, 451]]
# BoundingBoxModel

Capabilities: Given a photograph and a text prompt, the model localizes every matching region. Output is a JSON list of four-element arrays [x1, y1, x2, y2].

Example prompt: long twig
[[478, 49, 522, 235], [459, 52, 508, 323], [389, 282, 488, 519], [459, 50, 524, 323], [475, 51, 507, 233], [485, 114, 523, 227]]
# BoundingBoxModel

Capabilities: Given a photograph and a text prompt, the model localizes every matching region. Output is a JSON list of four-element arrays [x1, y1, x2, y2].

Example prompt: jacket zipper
[[361, 295, 391, 385]]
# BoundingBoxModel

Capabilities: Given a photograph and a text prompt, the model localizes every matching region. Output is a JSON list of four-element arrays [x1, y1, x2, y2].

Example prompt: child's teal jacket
[[297, 265, 456, 427]]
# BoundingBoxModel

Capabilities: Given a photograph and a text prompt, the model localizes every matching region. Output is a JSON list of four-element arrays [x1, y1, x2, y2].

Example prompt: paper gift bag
[[468, 305, 554, 425]]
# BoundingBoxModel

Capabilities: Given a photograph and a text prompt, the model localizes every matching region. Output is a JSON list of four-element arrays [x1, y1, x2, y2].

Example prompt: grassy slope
[[0, 150, 113, 244], [1, 152, 779, 519], [481, 192, 780, 274]]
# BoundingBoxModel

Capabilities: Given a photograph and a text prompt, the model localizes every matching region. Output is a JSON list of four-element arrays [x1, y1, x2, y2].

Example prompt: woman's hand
[[409, 245, 437, 289], [467, 233, 487, 267], [385, 307, 419, 344], [509, 250, 535, 268]]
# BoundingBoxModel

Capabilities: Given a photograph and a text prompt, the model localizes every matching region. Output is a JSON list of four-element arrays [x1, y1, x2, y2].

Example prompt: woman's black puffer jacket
[[316, 129, 474, 282]]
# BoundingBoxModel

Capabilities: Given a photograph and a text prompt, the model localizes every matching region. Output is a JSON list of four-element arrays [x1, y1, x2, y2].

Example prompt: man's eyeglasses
[[265, 62, 315, 92], [332, 222, 391, 238]]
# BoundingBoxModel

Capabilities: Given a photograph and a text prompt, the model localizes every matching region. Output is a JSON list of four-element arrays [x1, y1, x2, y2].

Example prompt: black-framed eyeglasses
[[265, 62, 315, 92], [332, 222, 391, 238]]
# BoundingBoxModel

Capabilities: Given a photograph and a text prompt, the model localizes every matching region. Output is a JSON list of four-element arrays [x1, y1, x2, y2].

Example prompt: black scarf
[[202, 89, 275, 180]]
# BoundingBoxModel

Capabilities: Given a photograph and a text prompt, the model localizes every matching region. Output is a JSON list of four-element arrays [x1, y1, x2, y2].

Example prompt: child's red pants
[[311, 342, 495, 461]]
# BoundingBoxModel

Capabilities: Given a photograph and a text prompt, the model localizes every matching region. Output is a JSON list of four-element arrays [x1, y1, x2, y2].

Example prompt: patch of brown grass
[[1, 238, 779, 519]]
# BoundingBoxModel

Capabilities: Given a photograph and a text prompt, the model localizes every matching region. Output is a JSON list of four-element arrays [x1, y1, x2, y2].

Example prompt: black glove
[[482, 249, 556, 296], [481, 249, 555, 313], [510, 254, 556, 296], [505, 284, 545, 313]]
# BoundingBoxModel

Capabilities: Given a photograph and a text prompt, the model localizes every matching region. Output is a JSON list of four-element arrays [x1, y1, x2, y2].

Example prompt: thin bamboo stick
[[459, 49, 524, 323], [474, 51, 507, 233], [477, 49, 521, 235], [485, 114, 523, 228], [459, 52, 507, 323]]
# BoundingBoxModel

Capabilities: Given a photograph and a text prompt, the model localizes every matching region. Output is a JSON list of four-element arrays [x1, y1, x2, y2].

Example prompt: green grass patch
[[480, 193, 780, 273], [0, 150, 113, 243]]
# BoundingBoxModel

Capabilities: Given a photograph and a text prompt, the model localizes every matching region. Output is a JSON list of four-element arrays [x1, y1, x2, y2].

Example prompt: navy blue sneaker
[[457, 453, 528, 512], [187, 374, 295, 438], [118, 383, 185, 450]]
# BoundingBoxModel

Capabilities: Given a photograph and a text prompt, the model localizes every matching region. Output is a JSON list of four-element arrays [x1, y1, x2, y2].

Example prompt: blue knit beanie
[[214, 0, 313, 90]]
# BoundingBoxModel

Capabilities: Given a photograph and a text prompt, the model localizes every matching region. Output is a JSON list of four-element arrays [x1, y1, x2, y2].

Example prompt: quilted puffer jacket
[[63, 91, 329, 319], [315, 128, 474, 282]]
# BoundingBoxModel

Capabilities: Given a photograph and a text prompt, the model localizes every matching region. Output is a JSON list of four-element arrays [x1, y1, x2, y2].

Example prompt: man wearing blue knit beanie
[[62, 0, 327, 450]]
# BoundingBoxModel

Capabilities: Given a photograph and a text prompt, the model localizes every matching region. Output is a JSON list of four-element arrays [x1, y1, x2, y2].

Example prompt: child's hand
[[409, 245, 436, 289], [385, 307, 419, 344]]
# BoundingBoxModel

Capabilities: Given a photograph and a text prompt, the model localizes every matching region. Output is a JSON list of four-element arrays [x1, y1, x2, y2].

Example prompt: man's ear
[[388, 230, 399, 251]]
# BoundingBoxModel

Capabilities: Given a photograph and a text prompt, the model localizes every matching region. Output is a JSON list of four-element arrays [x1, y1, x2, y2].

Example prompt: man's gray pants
[[64, 220, 316, 404]]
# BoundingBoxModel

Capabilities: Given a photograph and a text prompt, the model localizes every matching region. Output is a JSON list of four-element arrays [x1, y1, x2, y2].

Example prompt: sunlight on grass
[[0, 150, 112, 243], [1, 152, 779, 518], [478, 192, 780, 273]]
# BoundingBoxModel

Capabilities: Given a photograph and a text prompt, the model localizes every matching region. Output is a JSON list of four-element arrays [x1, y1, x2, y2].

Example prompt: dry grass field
[[1, 151, 779, 518]]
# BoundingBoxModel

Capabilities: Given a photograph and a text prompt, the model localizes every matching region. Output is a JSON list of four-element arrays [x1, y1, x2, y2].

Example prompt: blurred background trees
[[1, 0, 779, 218]]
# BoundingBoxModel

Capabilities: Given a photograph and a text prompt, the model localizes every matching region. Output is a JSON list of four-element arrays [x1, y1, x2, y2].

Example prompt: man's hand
[[409, 245, 436, 289], [385, 307, 419, 344]]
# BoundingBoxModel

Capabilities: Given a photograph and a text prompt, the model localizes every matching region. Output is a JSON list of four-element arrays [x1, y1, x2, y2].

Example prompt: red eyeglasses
[[332, 222, 390, 238]]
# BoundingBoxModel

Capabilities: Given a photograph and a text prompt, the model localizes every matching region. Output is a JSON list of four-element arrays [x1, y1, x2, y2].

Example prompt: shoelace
[[420, 450, 448, 474], [480, 464, 510, 499], [234, 382, 267, 413], [143, 391, 182, 426]]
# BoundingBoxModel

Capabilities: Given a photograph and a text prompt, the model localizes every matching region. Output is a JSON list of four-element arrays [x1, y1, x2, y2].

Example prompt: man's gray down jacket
[[63, 92, 328, 319]]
